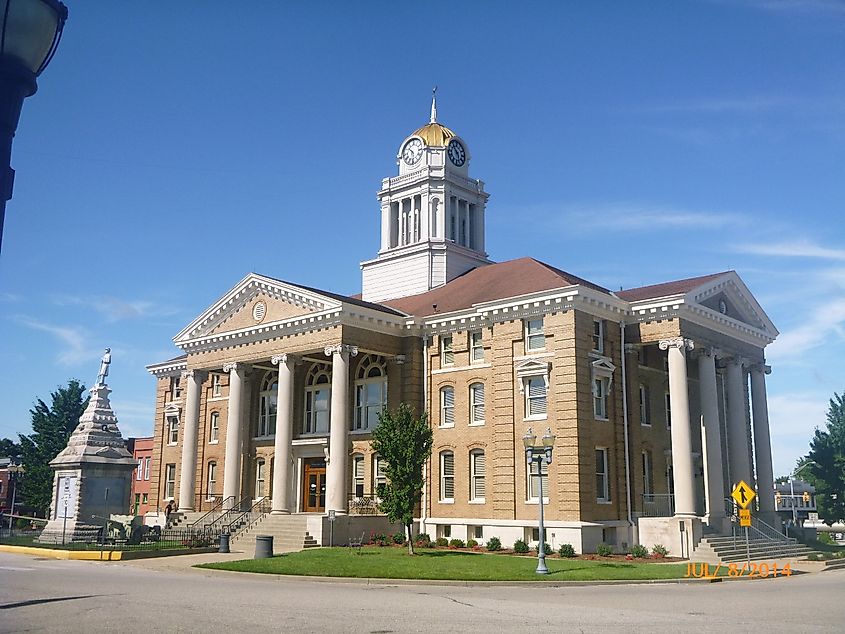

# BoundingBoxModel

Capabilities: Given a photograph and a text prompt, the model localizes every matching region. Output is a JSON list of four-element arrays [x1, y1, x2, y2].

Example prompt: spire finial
[[430, 86, 438, 123]]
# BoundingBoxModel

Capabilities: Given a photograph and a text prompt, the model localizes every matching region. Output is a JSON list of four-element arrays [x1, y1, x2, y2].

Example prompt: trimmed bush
[[513, 539, 530, 554], [466, 538, 479, 549], [414, 533, 432, 547], [596, 543, 613, 557], [651, 544, 668, 558], [435, 537, 449, 547], [629, 544, 649, 559], [534, 542, 552, 555], [486, 536, 502, 551], [391, 532, 405, 545], [448, 538, 465, 549], [558, 543, 575, 558], [371, 532, 389, 546]]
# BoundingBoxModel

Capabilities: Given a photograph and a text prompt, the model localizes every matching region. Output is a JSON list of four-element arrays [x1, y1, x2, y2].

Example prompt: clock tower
[[361, 95, 492, 302]]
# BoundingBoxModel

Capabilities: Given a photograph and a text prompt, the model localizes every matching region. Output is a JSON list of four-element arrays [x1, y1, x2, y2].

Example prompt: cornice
[[146, 359, 187, 377]]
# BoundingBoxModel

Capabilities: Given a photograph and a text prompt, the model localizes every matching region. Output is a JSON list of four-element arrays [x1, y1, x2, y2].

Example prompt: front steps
[[692, 534, 817, 563], [230, 514, 318, 554]]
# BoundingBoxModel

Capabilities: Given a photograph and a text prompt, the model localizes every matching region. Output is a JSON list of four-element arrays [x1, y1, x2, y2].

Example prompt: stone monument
[[39, 349, 137, 544]]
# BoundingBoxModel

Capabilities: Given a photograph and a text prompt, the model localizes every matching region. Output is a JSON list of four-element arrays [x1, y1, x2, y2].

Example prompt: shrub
[[391, 532, 405, 545], [513, 539, 530, 554], [486, 536, 502, 551], [466, 538, 478, 549], [371, 532, 388, 546], [629, 544, 649, 559], [558, 543, 575, 558], [651, 544, 668, 558], [449, 538, 465, 549], [596, 543, 613, 557], [534, 542, 552, 555], [414, 533, 432, 547], [435, 537, 449, 547]]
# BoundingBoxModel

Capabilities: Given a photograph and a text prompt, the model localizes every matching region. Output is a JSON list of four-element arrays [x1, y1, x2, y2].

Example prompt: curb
[[0, 544, 122, 560]]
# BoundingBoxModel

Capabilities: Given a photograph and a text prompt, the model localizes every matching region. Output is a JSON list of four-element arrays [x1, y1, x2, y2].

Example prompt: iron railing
[[199, 495, 252, 537], [0, 525, 218, 552], [348, 494, 381, 515], [223, 497, 271, 536], [187, 495, 232, 533], [639, 493, 675, 517]]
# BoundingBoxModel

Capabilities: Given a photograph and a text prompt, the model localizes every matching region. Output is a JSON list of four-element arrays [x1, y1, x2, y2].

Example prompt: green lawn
[[199, 547, 691, 581]]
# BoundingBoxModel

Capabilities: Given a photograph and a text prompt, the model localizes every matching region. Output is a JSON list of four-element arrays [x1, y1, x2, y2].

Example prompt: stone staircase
[[693, 531, 816, 563], [230, 514, 319, 555]]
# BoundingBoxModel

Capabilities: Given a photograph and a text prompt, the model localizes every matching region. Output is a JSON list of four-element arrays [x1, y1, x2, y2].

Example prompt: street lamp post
[[787, 460, 817, 530], [0, 0, 68, 254], [7, 463, 24, 533], [523, 427, 555, 575]]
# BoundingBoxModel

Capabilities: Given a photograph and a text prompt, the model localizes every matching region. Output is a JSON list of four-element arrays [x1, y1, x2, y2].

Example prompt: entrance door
[[303, 458, 326, 512]]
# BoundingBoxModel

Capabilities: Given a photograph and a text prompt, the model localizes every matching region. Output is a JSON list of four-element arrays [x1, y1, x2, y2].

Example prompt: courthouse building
[[146, 101, 778, 553]]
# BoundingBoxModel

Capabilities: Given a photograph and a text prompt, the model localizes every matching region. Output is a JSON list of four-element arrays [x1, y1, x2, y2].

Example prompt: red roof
[[616, 271, 732, 302], [382, 257, 610, 317]]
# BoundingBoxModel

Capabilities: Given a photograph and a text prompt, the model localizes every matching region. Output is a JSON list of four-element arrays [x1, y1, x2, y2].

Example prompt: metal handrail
[[639, 493, 675, 517], [348, 494, 381, 515], [187, 495, 231, 532], [201, 495, 252, 536], [226, 497, 272, 537]]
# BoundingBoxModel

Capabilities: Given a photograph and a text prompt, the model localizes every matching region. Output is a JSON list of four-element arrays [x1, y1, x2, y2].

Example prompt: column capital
[[658, 337, 694, 352], [181, 369, 207, 381], [749, 362, 772, 375], [271, 353, 298, 366], [392, 354, 406, 365], [222, 362, 242, 373], [324, 344, 359, 358], [694, 346, 721, 359]]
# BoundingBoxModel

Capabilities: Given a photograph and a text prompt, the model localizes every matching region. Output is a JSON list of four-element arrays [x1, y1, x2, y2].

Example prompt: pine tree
[[802, 391, 845, 524], [18, 380, 89, 515], [371, 403, 433, 554]]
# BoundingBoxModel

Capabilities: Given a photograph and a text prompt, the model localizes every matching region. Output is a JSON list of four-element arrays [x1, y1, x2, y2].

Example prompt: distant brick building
[[127, 437, 153, 516]]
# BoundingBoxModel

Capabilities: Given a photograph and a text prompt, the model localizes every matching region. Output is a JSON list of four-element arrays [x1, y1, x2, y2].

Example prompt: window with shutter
[[470, 450, 486, 501], [440, 451, 455, 501], [440, 386, 455, 427], [470, 383, 485, 425], [525, 376, 547, 418]]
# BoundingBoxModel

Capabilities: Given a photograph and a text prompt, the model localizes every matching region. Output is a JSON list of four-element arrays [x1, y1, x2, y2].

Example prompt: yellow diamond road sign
[[732, 480, 756, 509]]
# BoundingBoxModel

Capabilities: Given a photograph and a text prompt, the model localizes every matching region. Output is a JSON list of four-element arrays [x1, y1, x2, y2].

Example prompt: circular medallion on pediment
[[252, 301, 267, 323]]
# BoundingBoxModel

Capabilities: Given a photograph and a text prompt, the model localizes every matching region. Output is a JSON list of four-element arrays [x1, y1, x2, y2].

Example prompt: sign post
[[732, 481, 757, 566], [328, 509, 336, 547]]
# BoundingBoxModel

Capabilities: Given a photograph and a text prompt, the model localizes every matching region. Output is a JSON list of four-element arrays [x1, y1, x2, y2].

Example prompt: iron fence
[[0, 525, 219, 552]]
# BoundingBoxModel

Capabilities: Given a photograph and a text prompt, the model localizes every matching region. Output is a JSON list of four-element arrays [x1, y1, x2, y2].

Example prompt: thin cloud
[[767, 297, 845, 361], [51, 294, 180, 323], [732, 0, 845, 15], [12, 316, 99, 366], [561, 204, 745, 231], [732, 240, 845, 260]]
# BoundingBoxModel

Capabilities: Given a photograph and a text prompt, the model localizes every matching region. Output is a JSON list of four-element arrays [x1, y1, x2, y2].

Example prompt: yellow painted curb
[[0, 544, 122, 560]]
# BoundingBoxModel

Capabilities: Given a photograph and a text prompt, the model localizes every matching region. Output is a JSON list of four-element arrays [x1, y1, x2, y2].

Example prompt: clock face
[[402, 138, 424, 165], [447, 140, 466, 166]]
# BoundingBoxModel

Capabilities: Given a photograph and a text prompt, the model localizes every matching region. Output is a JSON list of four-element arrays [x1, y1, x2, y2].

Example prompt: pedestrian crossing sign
[[732, 480, 756, 509]]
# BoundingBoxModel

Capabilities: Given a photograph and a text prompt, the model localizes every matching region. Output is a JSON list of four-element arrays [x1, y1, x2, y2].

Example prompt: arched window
[[372, 454, 387, 492], [255, 458, 266, 498], [440, 386, 455, 427], [166, 405, 180, 445], [352, 454, 365, 497], [469, 383, 485, 425], [354, 355, 387, 431], [209, 411, 220, 443], [470, 450, 485, 502], [304, 363, 331, 434], [439, 451, 455, 501], [206, 461, 217, 500], [257, 371, 278, 437]]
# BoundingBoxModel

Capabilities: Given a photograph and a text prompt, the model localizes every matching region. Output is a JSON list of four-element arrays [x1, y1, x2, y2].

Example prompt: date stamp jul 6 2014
[[685, 561, 794, 579]]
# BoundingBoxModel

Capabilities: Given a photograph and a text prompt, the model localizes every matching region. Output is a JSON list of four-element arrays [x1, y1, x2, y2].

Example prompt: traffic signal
[[776, 492, 782, 504], [803, 491, 811, 503]]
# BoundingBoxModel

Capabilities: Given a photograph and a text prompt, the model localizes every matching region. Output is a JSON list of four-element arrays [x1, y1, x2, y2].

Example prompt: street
[[0, 551, 843, 633]]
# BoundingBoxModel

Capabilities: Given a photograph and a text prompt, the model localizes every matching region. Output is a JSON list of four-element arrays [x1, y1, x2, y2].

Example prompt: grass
[[199, 547, 691, 581]]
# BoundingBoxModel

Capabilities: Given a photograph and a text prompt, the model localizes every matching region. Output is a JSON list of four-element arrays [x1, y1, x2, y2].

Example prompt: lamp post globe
[[0, 0, 68, 254]]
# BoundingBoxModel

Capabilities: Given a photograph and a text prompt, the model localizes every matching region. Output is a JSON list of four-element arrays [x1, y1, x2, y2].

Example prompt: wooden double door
[[303, 458, 326, 512]]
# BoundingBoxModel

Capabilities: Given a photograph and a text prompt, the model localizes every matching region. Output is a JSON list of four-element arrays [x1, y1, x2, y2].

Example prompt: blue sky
[[1, 1, 843, 477]]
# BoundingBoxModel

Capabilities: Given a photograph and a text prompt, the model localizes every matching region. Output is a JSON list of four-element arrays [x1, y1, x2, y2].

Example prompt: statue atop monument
[[96, 348, 111, 386]]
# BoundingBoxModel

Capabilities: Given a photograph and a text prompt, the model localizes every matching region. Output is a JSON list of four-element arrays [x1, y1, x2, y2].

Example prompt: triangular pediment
[[687, 271, 776, 335], [174, 273, 343, 343]]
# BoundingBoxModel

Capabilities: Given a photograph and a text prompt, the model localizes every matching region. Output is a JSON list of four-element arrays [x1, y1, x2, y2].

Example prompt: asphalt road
[[0, 551, 843, 633]]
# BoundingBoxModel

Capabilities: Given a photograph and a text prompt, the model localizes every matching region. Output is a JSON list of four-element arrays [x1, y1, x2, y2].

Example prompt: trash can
[[218, 533, 230, 554], [255, 534, 273, 559]]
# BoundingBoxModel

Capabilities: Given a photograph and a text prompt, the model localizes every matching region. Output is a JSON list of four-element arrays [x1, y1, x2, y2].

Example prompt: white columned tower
[[361, 93, 492, 302]]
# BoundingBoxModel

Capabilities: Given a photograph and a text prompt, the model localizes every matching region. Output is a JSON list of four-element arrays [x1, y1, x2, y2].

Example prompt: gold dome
[[410, 121, 456, 147]]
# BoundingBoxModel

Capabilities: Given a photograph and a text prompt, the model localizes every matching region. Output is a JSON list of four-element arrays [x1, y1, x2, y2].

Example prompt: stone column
[[659, 338, 696, 516], [697, 350, 726, 525], [222, 362, 245, 510], [725, 358, 752, 486], [325, 344, 358, 514], [178, 369, 206, 512], [750, 364, 776, 519], [271, 354, 296, 514]]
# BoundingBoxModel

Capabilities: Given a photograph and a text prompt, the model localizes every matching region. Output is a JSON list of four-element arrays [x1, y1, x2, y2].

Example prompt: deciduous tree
[[801, 391, 845, 524], [371, 403, 433, 554]]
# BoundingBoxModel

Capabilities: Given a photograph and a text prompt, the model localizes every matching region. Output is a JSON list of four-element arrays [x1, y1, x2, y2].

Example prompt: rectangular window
[[441, 335, 454, 365], [211, 373, 222, 397], [144, 457, 150, 480], [354, 379, 386, 431], [137, 458, 143, 481], [642, 451, 654, 497], [593, 377, 608, 419], [164, 463, 176, 499], [353, 455, 365, 497], [255, 460, 266, 497], [596, 448, 610, 502], [639, 385, 651, 426], [305, 388, 331, 434], [440, 452, 455, 501], [525, 376, 547, 419], [207, 462, 217, 498], [665, 392, 672, 428], [209, 412, 219, 443], [373, 455, 387, 492], [469, 383, 485, 425], [470, 330, 484, 362], [171, 376, 182, 399], [592, 320, 604, 354], [167, 416, 179, 444], [527, 459, 549, 501], [473, 525, 483, 540], [470, 450, 486, 501], [142, 493, 148, 504], [440, 386, 455, 427], [525, 318, 545, 351]]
